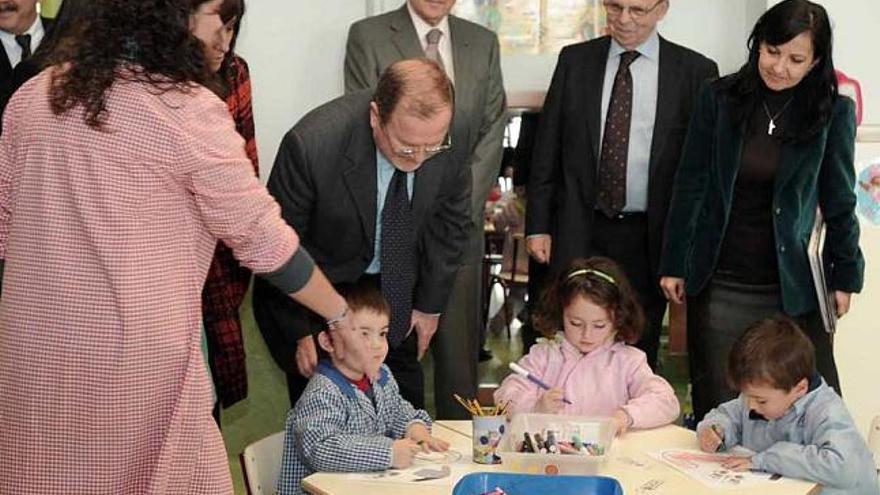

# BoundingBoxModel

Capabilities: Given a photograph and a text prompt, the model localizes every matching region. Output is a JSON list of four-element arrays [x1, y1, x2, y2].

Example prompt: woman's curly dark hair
[[46, 0, 220, 129], [534, 257, 645, 344]]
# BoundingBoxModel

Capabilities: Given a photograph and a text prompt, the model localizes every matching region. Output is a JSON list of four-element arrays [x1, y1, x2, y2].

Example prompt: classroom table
[[302, 420, 821, 495]]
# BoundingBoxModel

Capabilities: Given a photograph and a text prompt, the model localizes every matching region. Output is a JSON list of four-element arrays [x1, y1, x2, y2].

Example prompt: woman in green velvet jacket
[[658, 0, 863, 422]]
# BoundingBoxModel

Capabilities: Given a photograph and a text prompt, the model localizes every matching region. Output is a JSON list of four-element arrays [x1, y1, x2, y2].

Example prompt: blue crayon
[[509, 362, 574, 405]]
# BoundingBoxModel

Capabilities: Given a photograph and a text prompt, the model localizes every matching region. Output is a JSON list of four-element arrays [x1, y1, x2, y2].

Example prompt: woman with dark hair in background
[[0, 0, 350, 491], [659, 0, 863, 422], [188, 0, 257, 423]]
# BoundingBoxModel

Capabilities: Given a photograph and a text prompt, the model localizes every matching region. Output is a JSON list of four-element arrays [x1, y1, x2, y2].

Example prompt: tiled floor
[[223, 288, 690, 494]]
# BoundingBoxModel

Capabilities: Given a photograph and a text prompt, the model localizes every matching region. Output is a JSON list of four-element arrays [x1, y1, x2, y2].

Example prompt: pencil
[[453, 393, 479, 415]]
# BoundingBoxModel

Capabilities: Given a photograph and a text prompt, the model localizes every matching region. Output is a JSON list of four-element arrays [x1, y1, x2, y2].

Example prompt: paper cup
[[473, 415, 506, 464]]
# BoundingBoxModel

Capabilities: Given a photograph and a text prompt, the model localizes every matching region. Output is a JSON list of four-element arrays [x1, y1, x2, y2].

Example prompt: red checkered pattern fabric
[[0, 68, 298, 494], [202, 55, 259, 407]]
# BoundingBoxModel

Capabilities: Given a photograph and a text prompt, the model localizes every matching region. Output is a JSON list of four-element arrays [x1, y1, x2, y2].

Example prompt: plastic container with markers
[[497, 413, 616, 475]]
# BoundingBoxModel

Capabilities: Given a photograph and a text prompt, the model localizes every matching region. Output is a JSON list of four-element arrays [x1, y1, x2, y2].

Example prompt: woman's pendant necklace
[[762, 97, 794, 136]]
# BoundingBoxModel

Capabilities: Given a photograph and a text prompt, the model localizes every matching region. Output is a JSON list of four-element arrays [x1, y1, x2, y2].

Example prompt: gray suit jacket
[[344, 5, 506, 262], [252, 91, 472, 373]]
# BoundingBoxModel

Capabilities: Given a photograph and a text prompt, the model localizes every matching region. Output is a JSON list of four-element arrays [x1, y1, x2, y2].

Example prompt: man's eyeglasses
[[603, 0, 665, 20], [384, 126, 452, 160]]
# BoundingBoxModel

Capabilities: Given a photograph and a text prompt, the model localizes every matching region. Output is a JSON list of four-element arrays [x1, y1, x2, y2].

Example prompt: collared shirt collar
[[316, 360, 390, 399], [608, 29, 660, 62], [0, 15, 44, 67], [406, 1, 451, 46], [560, 336, 621, 360], [791, 373, 824, 416]]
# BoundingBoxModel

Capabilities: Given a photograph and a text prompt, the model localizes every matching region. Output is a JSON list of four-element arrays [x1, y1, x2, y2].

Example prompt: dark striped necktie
[[597, 50, 640, 218]]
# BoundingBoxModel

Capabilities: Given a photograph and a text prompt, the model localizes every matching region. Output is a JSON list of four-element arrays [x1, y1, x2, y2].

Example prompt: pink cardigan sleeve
[[620, 352, 680, 429], [494, 343, 554, 414]]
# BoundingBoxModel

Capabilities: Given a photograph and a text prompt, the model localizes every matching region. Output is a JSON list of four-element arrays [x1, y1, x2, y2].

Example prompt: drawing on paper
[[652, 448, 778, 489], [345, 449, 464, 485], [857, 162, 880, 225]]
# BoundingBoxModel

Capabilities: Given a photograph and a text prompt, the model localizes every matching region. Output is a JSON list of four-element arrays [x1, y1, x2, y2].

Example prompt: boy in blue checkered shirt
[[277, 281, 450, 495]]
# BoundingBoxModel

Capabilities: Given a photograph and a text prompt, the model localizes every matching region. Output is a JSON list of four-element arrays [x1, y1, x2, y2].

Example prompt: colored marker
[[710, 425, 727, 452], [571, 433, 584, 451], [545, 430, 559, 454], [533, 433, 548, 454], [508, 362, 573, 405], [522, 432, 535, 453]]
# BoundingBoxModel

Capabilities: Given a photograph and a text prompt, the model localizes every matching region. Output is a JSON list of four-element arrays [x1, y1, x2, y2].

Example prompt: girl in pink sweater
[[495, 257, 679, 435]]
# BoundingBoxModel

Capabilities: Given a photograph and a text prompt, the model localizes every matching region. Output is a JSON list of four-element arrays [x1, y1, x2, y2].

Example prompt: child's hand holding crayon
[[698, 424, 726, 453], [536, 388, 566, 414], [405, 423, 450, 453]]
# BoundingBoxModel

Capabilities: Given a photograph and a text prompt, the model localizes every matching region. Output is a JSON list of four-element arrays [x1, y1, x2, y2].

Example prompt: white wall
[[822, 0, 880, 125], [234, 1, 367, 179], [837, 136, 880, 437]]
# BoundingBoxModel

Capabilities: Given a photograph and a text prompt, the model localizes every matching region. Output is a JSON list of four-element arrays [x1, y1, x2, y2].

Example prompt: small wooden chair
[[494, 232, 529, 337]]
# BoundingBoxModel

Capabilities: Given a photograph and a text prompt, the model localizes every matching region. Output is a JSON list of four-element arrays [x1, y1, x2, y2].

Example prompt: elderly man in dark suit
[[253, 59, 471, 409], [344, 0, 506, 419], [0, 0, 53, 124], [526, 0, 718, 371]]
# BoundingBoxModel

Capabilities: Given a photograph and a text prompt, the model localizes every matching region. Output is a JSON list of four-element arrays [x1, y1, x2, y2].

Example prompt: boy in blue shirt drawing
[[698, 317, 878, 495], [277, 281, 449, 495]]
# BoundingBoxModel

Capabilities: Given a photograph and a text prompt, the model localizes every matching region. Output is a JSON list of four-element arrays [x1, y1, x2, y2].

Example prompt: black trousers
[[687, 277, 840, 422], [285, 274, 425, 409], [591, 213, 667, 371]]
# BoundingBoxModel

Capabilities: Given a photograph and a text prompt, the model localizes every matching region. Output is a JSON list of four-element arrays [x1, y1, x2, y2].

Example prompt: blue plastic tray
[[452, 472, 624, 495]]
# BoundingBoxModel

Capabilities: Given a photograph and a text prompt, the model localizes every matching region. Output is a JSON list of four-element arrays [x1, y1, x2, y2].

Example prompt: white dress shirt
[[599, 31, 660, 212], [406, 2, 455, 84], [0, 16, 45, 69]]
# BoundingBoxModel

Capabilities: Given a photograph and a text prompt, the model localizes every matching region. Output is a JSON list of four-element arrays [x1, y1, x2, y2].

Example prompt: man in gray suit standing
[[345, 0, 506, 419]]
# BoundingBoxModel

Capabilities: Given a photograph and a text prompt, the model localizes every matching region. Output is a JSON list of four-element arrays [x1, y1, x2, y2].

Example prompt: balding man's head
[[369, 59, 453, 172], [372, 58, 453, 125]]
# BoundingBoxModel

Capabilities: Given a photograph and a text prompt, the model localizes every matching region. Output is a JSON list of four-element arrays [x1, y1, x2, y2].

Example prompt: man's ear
[[317, 331, 335, 354], [369, 101, 381, 131]]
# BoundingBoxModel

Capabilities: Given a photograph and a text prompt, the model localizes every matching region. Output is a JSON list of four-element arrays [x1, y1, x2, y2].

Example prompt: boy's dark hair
[[535, 257, 645, 344], [727, 316, 816, 391], [336, 281, 390, 317], [317, 280, 389, 360]]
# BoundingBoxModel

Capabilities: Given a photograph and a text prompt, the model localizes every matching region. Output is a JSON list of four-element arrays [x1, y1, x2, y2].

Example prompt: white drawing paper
[[651, 447, 778, 489]]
